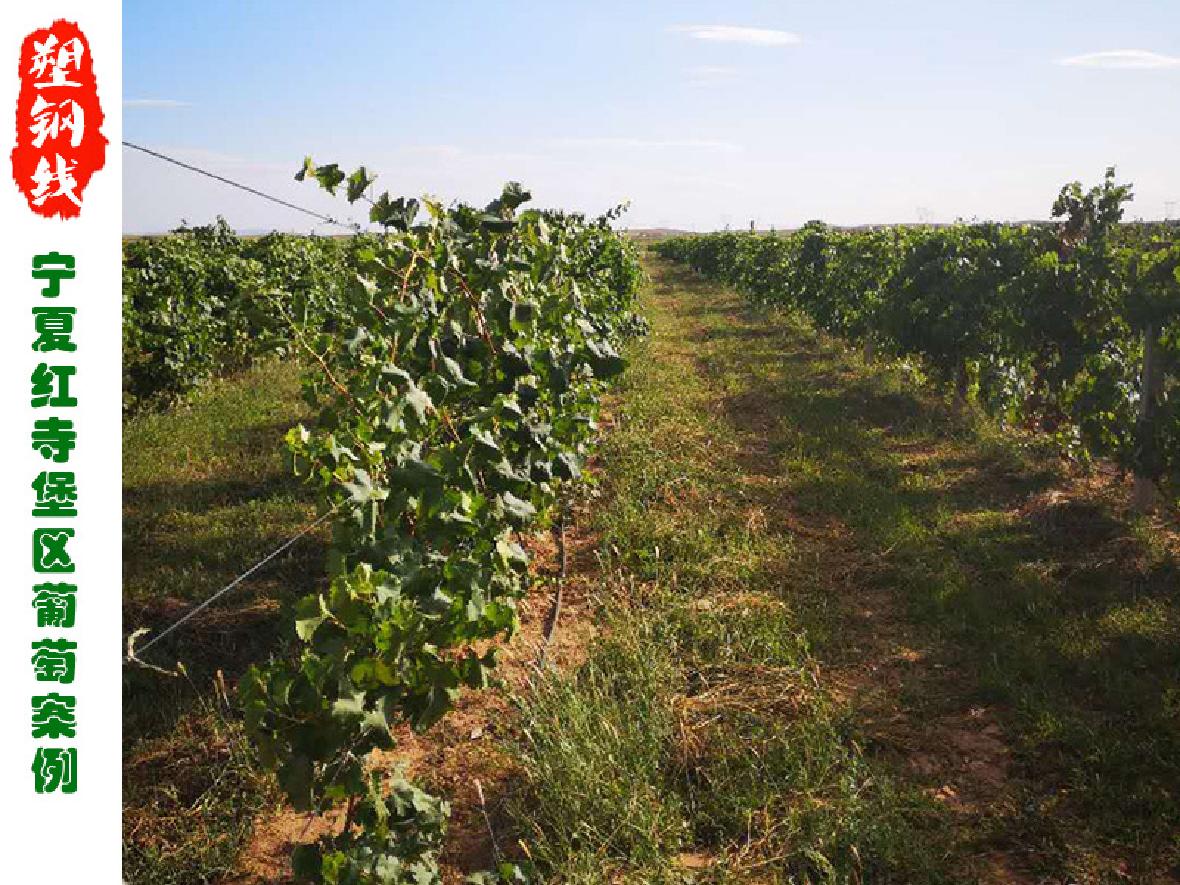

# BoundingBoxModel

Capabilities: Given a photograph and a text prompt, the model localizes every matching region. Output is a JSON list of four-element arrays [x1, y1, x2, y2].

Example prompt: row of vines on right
[[655, 168, 1180, 509]]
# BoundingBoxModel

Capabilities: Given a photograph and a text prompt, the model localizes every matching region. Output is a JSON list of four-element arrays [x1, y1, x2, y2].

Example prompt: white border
[[0, 3, 121, 881]]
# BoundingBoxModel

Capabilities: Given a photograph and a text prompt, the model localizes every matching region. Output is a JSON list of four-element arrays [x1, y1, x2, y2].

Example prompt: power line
[[122, 140, 360, 230]]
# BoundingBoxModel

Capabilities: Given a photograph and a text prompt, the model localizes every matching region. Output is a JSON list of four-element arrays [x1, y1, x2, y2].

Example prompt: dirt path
[[662, 261, 1028, 880], [641, 257, 1179, 882]]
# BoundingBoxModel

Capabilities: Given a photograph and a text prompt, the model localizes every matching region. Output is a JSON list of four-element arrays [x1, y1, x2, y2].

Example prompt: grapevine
[[235, 159, 645, 883], [121, 222, 364, 411], [656, 169, 1180, 499]]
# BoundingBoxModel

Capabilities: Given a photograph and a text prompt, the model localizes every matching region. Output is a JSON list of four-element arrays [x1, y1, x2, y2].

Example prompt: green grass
[[746, 300, 1180, 878], [123, 358, 325, 885], [503, 255, 1180, 883], [504, 258, 953, 883]]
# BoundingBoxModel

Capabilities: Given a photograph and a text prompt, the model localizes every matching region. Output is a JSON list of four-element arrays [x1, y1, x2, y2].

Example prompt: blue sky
[[123, 0, 1180, 232]]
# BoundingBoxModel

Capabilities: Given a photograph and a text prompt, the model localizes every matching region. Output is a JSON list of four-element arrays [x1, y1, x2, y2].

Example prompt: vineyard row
[[656, 169, 1180, 507], [129, 159, 645, 884]]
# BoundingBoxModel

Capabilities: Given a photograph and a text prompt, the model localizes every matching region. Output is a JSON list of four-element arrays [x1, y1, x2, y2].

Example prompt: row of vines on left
[[238, 162, 646, 883], [122, 221, 370, 411]]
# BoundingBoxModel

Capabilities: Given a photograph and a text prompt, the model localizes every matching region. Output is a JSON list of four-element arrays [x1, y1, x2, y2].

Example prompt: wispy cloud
[[671, 25, 801, 47], [124, 98, 191, 108], [686, 65, 741, 86], [153, 146, 250, 165], [1057, 49, 1180, 69], [394, 144, 464, 158], [664, 173, 743, 191], [547, 137, 743, 154], [126, 144, 290, 173]]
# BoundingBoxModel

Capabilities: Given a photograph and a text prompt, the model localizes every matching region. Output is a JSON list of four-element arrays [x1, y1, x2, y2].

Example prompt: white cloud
[[394, 144, 464, 158], [671, 25, 801, 47], [689, 65, 740, 76], [686, 65, 741, 85], [126, 144, 290, 173], [663, 172, 743, 191], [123, 98, 190, 108], [1057, 49, 1180, 69], [155, 146, 252, 165], [547, 137, 743, 153]]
